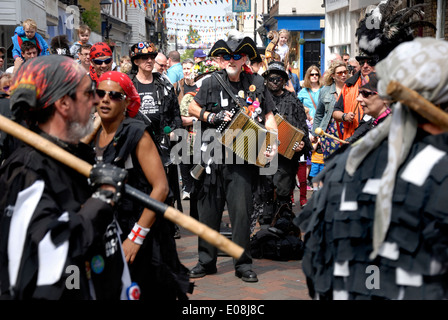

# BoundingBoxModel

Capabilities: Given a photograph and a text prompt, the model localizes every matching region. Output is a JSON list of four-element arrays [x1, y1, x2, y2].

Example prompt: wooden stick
[[0, 114, 244, 260], [387, 80, 448, 131], [315, 127, 349, 144]]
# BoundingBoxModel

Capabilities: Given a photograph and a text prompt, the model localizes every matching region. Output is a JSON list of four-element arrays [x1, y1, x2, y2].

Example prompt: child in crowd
[[309, 136, 324, 191], [70, 24, 92, 61], [275, 29, 290, 62], [118, 55, 132, 74], [11, 19, 49, 62]]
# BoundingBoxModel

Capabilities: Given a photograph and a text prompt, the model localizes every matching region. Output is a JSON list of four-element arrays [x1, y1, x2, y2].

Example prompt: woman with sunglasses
[[347, 72, 391, 143], [312, 60, 347, 160], [94, 71, 191, 300], [298, 65, 322, 120]]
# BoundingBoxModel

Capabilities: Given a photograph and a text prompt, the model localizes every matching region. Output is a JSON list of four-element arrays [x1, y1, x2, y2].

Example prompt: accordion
[[274, 113, 305, 160], [217, 110, 277, 167]]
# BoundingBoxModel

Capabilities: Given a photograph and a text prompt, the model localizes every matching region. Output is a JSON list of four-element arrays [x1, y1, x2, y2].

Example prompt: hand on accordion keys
[[207, 110, 233, 126], [264, 129, 279, 161], [293, 140, 305, 152], [264, 142, 278, 161]]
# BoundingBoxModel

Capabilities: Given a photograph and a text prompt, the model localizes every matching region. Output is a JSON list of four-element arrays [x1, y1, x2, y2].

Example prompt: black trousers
[[196, 164, 255, 273], [273, 156, 299, 202]]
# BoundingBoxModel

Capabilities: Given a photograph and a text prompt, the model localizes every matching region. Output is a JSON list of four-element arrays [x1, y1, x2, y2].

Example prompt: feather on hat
[[355, 0, 436, 62]]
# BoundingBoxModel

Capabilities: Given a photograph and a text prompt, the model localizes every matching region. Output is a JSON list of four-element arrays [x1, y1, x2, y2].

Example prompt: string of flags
[[110, 0, 261, 44], [111, 0, 230, 9]]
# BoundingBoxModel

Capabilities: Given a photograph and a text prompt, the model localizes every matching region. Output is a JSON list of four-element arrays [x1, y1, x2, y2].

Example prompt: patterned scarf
[[9, 55, 87, 121]]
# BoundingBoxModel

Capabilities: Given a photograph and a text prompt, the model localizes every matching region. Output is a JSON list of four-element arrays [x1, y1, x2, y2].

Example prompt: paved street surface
[[175, 188, 312, 301]]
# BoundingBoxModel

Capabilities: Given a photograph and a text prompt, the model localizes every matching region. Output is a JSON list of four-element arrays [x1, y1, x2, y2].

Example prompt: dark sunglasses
[[336, 70, 348, 76], [267, 76, 284, 84], [92, 58, 113, 65], [222, 53, 243, 61], [96, 89, 127, 101], [155, 61, 167, 68], [139, 54, 156, 61], [310, 73, 320, 77], [358, 59, 377, 67], [359, 90, 378, 98]]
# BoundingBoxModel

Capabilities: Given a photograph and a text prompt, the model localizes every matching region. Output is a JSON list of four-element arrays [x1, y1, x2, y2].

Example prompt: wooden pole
[[386, 80, 448, 131], [0, 114, 244, 260]]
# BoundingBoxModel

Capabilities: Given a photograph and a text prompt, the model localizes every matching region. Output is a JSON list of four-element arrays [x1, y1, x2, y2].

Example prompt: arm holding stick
[[315, 127, 349, 144], [0, 114, 244, 260]]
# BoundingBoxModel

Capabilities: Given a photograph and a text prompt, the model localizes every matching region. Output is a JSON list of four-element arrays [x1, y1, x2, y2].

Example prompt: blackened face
[[266, 73, 286, 93]]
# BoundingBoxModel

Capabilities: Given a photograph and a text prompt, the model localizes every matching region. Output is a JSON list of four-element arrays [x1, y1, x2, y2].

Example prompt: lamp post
[[149, 24, 155, 43], [100, 0, 112, 41]]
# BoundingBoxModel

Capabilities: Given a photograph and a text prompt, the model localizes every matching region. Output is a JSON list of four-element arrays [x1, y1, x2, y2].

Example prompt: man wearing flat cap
[[188, 31, 278, 283]]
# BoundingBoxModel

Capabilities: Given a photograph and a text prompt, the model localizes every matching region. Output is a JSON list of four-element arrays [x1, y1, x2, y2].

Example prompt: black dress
[[94, 117, 192, 300], [0, 133, 119, 300], [297, 129, 448, 300]]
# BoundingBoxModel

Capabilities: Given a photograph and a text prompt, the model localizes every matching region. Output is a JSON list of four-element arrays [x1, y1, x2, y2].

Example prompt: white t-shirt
[[276, 44, 289, 61]]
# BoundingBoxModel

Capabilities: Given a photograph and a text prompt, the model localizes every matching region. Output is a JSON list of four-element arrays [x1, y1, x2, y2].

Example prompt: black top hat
[[355, 53, 379, 66], [209, 36, 258, 61], [130, 41, 158, 63], [262, 61, 288, 81]]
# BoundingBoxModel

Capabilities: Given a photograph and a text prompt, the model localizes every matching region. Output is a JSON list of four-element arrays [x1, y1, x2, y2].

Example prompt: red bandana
[[89, 42, 113, 83], [98, 71, 141, 118]]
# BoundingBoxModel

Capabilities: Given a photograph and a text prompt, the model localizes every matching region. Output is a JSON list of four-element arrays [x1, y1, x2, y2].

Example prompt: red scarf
[[99, 71, 141, 118]]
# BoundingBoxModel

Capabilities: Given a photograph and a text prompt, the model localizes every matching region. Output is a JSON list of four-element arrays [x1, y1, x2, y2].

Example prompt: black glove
[[207, 110, 227, 126], [89, 163, 128, 204]]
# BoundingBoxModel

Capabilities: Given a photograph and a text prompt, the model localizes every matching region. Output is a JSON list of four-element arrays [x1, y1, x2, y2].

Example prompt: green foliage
[[81, 7, 100, 32], [181, 49, 195, 61]]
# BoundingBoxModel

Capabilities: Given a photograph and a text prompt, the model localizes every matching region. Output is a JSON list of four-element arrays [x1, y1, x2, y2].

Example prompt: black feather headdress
[[356, 0, 436, 62]]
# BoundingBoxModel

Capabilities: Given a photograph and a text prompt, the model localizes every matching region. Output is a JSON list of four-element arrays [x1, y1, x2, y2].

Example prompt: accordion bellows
[[274, 113, 305, 160], [217, 110, 277, 167]]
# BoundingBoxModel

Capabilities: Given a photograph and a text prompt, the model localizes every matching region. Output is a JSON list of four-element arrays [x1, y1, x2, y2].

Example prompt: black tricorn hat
[[209, 36, 258, 61], [262, 61, 288, 81]]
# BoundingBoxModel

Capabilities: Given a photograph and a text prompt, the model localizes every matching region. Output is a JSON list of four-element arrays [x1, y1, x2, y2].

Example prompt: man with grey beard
[[0, 55, 129, 300]]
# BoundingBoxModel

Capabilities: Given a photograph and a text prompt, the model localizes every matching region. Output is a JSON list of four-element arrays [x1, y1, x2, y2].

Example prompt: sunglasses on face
[[358, 59, 377, 67], [155, 61, 167, 68], [92, 58, 112, 65], [139, 54, 156, 61], [336, 70, 348, 76], [310, 73, 320, 77], [96, 89, 127, 101], [268, 76, 284, 84], [359, 90, 378, 98], [222, 53, 243, 61]]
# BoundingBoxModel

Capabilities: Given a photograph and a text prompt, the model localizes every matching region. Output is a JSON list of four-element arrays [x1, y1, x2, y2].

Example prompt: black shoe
[[235, 270, 258, 283], [189, 264, 217, 278]]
